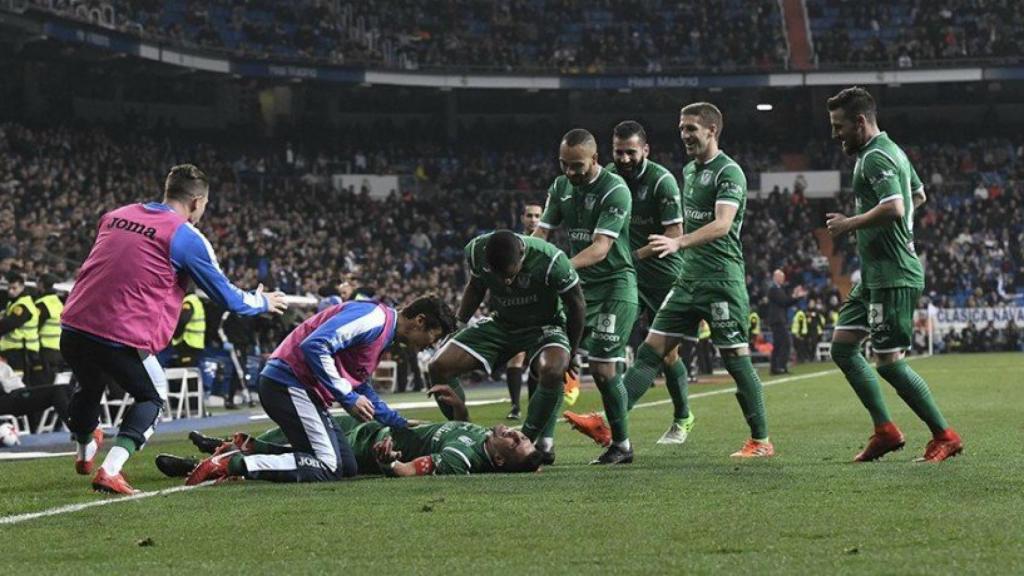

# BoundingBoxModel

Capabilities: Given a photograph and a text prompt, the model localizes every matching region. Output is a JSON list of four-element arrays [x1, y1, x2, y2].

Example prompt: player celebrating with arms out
[[563, 120, 694, 446], [824, 87, 962, 462], [573, 104, 773, 458], [534, 128, 640, 465], [427, 229, 586, 464]]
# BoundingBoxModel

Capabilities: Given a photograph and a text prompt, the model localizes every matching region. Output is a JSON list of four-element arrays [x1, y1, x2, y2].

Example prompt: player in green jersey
[[535, 128, 640, 465], [825, 87, 962, 463], [158, 387, 543, 477], [562, 121, 694, 446], [570, 104, 774, 458], [427, 230, 586, 465]]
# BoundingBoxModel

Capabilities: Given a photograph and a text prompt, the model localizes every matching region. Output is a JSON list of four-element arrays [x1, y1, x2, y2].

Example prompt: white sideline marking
[[0, 482, 213, 526], [630, 367, 842, 411], [0, 451, 74, 461]]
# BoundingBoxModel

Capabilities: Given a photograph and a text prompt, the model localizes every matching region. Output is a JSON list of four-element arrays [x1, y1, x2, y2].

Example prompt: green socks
[[596, 373, 629, 443], [663, 358, 690, 420], [831, 342, 892, 426], [434, 378, 466, 421], [624, 344, 664, 409], [522, 384, 561, 442], [876, 360, 949, 435], [722, 355, 768, 439], [227, 453, 247, 476], [113, 435, 137, 455]]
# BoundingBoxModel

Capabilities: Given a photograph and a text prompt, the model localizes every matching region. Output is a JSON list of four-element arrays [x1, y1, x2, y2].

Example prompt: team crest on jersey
[[596, 313, 617, 333], [637, 186, 648, 201], [700, 171, 713, 185], [458, 436, 474, 447], [516, 274, 531, 289], [711, 301, 730, 321], [585, 195, 596, 210]]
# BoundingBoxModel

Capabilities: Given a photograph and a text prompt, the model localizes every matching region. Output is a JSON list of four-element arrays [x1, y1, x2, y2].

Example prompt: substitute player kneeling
[[186, 296, 454, 485]]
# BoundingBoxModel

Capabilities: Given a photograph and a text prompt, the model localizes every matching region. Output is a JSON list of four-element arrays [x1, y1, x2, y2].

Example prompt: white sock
[[537, 437, 554, 451], [615, 439, 632, 451], [100, 446, 131, 476], [77, 440, 98, 462]]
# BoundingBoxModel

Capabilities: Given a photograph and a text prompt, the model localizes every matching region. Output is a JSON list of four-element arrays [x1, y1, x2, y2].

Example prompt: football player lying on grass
[[158, 385, 544, 479]]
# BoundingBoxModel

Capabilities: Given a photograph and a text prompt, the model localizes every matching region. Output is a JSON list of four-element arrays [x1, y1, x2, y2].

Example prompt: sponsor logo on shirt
[[108, 217, 157, 239], [569, 229, 592, 242]]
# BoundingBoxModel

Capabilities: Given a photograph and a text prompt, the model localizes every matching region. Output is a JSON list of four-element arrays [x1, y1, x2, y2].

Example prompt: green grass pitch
[[1, 353, 1022, 574]]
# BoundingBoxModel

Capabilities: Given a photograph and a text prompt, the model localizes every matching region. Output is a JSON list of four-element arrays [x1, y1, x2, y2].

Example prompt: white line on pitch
[[0, 482, 213, 526], [629, 367, 842, 412]]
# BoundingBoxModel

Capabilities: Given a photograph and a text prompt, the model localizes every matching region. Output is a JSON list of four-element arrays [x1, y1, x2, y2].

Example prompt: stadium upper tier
[[808, 0, 1024, 68], [16, 0, 1024, 73]]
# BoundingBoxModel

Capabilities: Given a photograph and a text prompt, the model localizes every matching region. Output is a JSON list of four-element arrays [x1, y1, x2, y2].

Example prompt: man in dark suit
[[767, 270, 805, 374]]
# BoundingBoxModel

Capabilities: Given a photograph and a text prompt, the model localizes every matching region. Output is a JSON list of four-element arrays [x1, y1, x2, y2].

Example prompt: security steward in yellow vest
[[171, 293, 206, 367], [748, 311, 761, 344], [35, 273, 65, 385], [0, 273, 44, 386], [790, 308, 809, 363]]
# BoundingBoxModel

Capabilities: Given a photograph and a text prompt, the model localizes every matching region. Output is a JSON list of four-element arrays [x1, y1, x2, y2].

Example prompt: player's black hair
[[522, 201, 544, 213], [317, 284, 338, 298], [402, 295, 456, 336], [5, 272, 25, 285], [561, 128, 596, 149], [613, 120, 647, 144], [164, 164, 210, 202], [680, 102, 724, 137], [485, 229, 524, 274], [501, 449, 546, 473], [827, 86, 877, 123]]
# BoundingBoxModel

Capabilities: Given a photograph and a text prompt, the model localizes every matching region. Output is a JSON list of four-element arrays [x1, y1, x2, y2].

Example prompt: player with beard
[[563, 121, 694, 446], [535, 129, 639, 465], [825, 86, 961, 462]]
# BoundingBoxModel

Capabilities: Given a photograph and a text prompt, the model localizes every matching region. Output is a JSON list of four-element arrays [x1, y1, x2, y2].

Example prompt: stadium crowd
[[29, 0, 787, 72], [809, 0, 1024, 67], [1, 122, 1021, 358]]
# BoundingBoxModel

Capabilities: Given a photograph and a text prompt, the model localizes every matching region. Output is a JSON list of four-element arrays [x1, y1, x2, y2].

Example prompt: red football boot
[[563, 411, 612, 447], [92, 469, 139, 495], [917, 429, 963, 462], [854, 422, 905, 462], [186, 450, 238, 486]]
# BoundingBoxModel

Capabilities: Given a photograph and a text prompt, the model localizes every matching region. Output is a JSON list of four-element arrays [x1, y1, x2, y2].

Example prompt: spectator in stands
[[1005, 319, 1021, 352]]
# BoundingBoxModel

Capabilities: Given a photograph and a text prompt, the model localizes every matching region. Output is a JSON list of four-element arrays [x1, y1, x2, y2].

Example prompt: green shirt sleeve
[[909, 164, 924, 195], [431, 446, 474, 475], [545, 250, 580, 294], [463, 237, 483, 278], [862, 151, 902, 203], [539, 181, 562, 230], [714, 164, 746, 207], [656, 172, 683, 226], [593, 183, 630, 238]]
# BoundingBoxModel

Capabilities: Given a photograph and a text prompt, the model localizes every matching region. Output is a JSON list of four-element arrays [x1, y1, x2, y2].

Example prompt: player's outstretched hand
[[347, 395, 375, 422], [648, 233, 682, 258], [426, 385, 458, 406], [256, 283, 289, 315]]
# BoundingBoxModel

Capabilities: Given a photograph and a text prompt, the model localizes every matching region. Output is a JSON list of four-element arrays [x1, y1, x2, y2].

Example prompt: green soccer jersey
[[607, 160, 684, 289], [464, 233, 579, 327], [539, 167, 638, 303], [678, 151, 747, 283], [389, 422, 494, 475], [850, 132, 925, 289]]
